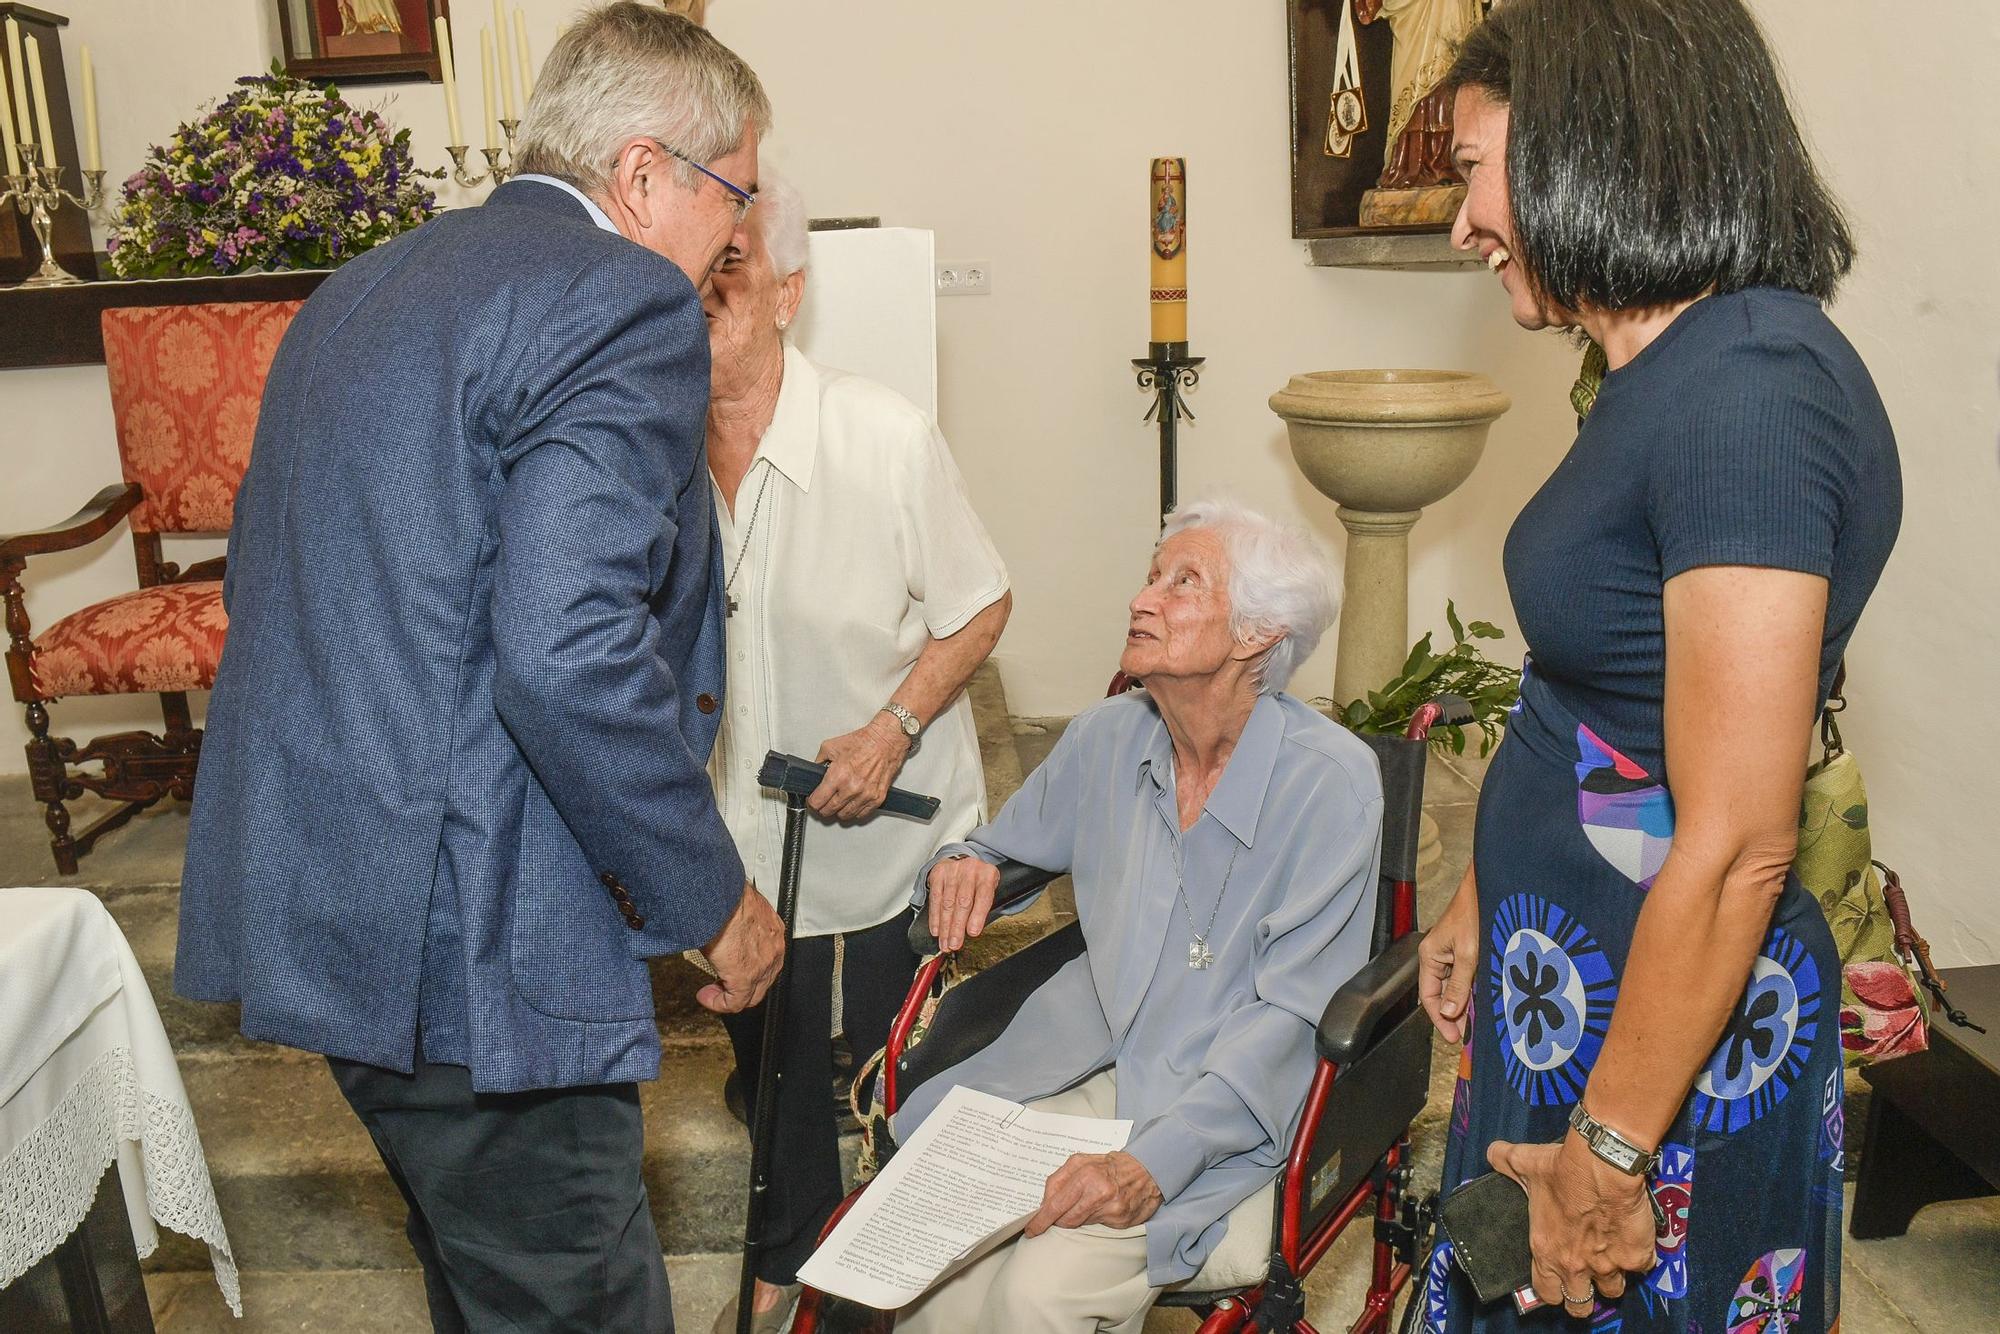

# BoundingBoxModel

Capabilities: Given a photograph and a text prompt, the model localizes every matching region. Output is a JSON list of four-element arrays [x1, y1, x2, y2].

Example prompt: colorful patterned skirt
[[1426, 674, 1845, 1333]]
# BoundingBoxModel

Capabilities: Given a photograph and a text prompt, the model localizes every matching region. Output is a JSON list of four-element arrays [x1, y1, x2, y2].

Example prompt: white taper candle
[[514, 10, 534, 104], [24, 33, 54, 171], [492, 0, 514, 121], [479, 28, 496, 153], [5, 17, 32, 155], [80, 45, 99, 172], [435, 15, 464, 147], [0, 45, 18, 176]]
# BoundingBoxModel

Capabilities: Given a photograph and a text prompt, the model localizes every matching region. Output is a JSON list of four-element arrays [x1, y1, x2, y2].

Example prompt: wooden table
[[1851, 964, 2000, 1238]]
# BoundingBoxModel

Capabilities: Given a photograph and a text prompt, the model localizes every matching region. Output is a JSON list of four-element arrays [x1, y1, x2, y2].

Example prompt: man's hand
[[926, 856, 999, 952], [1023, 1151, 1163, 1236], [809, 713, 912, 822], [697, 883, 784, 1013]]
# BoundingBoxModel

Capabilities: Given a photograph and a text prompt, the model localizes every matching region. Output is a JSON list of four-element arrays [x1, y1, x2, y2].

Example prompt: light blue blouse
[[894, 689, 1385, 1285]]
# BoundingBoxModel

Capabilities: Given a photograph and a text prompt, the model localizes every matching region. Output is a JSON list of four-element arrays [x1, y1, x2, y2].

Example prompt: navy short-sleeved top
[[1503, 287, 1902, 776]]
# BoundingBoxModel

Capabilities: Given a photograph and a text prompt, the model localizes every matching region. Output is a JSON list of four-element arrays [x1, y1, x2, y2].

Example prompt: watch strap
[[880, 703, 921, 751], [1568, 1103, 1660, 1177]]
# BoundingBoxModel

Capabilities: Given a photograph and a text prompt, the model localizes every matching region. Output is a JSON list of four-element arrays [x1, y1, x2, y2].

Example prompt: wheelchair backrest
[[896, 921, 1088, 1100], [1357, 731, 1429, 956]]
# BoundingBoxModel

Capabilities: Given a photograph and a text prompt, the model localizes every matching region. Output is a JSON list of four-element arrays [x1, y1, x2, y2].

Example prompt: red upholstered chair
[[1, 300, 301, 872]]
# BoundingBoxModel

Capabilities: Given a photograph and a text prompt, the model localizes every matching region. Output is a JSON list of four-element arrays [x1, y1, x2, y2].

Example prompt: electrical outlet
[[936, 261, 993, 296]]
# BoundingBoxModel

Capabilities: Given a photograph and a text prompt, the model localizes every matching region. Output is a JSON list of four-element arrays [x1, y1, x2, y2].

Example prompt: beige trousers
[[895, 1071, 1158, 1334]]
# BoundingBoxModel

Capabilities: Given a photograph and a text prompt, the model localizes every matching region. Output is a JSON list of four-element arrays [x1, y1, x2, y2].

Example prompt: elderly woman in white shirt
[[704, 170, 1012, 1333], [896, 500, 1383, 1334]]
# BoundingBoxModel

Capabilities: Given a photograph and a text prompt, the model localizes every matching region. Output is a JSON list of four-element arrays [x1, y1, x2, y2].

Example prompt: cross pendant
[[726, 595, 739, 618], [1187, 936, 1213, 970]]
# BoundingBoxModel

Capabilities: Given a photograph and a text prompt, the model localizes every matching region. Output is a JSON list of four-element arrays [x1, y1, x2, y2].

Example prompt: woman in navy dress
[[1416, 2, 1900, 1330]]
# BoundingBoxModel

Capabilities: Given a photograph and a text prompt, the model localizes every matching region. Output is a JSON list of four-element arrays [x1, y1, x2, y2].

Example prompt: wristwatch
[[880, 702, 921, 754], [1568, 1103, 1660, 1177]]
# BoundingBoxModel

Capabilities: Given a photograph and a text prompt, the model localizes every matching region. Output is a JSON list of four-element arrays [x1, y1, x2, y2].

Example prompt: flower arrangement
[[107, 64, 439, 278]]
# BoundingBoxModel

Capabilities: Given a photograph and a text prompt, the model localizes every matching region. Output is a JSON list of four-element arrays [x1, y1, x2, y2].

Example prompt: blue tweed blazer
[[176, 180, 743, 1092]]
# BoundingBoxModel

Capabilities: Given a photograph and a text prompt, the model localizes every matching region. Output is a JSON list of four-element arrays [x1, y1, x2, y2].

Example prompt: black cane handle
[[756, 750, 941, 821]]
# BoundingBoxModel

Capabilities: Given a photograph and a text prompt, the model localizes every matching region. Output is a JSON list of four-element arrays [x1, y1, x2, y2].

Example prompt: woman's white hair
[[754, 167, 809, 281], [1159, 497, 1341, 694], [514, 3, 771, 195]]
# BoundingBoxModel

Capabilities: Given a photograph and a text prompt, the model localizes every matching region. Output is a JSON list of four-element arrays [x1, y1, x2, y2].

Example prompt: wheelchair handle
[[1407, 694, 1475, 742], [757, 750, 941, 821], [908, 858, 1064, 955]]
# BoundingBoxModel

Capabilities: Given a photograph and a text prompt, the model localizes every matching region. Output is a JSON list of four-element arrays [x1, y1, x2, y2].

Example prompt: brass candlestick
[[3, 143, 105, 288], [446, 117, 520, 188]]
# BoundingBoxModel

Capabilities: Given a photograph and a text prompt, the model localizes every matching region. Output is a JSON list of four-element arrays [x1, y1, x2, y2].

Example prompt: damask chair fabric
[[100, 302, 300, 534], [30, 582, 230, 698]]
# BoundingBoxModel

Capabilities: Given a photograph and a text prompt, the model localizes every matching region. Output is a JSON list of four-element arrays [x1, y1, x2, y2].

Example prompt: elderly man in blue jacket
[[175, 7, 780, 1328]]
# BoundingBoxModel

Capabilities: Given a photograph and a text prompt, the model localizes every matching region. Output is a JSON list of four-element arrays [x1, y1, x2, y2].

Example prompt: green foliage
[[1319, 601, 1522, 756]]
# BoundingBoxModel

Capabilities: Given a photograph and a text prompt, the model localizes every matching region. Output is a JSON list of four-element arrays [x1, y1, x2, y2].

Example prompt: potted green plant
[[1330, 601, 1520, 756]]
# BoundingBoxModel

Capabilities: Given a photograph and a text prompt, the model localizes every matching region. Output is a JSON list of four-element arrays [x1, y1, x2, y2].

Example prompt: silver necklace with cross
[[1172, 839, 1240, 970], [722, 464, 775, 618]]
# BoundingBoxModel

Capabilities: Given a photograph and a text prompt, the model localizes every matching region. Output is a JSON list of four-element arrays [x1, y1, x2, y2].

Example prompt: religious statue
[[336, 0, 403, 37], [1356, 0, 1485, 192]]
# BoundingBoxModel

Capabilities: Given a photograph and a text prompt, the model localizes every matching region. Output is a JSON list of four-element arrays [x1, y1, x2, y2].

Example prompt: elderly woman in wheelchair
[[890, 498, 1386, 1333]]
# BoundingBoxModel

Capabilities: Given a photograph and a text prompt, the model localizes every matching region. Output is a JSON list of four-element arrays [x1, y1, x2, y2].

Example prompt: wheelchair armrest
[[907, 858, 1065, 955], [0, 484, 142, 564], [1316, 932, 1423, 1065]]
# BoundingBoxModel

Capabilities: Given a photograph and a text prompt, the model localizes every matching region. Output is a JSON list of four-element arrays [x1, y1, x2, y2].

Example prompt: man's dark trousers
[[329, 1057, 671, 1332]]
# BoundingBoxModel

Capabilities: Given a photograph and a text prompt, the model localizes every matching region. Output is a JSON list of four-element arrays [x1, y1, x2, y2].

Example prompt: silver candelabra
[[445, 117, 519, 188], [3, 142, 104, 287]]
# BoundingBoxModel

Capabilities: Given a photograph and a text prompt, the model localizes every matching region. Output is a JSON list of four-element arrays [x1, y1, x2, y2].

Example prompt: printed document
[[797, 1084, 1131, 1308]]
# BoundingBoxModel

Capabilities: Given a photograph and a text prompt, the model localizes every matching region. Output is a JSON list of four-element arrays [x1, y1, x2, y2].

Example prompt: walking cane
[[738, 751, 940, 1334]]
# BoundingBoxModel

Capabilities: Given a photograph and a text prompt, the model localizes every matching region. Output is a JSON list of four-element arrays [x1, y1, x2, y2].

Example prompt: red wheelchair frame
[[791, 697, 1467, 1334]]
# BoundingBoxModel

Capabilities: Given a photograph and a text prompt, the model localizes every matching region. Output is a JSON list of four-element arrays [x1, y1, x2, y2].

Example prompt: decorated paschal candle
[[1149, 157, 1188, 344]]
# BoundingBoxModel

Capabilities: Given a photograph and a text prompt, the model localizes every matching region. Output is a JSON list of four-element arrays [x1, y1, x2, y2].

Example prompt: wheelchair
[[790, 695, 1471, 1334]]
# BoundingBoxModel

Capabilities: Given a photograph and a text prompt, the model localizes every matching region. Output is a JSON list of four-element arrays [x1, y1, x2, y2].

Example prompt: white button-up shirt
[[709, 346, 1009, 935]]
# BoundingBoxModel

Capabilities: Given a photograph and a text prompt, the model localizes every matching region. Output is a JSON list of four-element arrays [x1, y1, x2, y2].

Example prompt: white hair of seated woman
[[1159, 497, 1341, 693], [753, 167, 810, 285]]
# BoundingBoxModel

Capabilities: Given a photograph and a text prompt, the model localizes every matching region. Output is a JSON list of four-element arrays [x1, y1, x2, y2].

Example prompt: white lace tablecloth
[[0, 886, 240, 1315]]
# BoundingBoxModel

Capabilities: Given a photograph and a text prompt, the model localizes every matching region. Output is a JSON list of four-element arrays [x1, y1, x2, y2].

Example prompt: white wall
[[2, 1, 1994, 965]]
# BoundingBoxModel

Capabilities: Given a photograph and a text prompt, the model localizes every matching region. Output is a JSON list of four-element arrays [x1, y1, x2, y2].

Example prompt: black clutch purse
[[1436, 1172, 1536, 1308]]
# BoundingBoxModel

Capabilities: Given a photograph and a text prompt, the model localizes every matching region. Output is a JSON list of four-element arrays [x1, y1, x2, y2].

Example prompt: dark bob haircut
[[1446, 0, 1854, 313]]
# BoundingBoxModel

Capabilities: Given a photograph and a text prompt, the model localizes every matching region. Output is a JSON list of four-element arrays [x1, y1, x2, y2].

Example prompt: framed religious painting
[[276, 0, 447, 83], [1287, 0, 1498, 237]]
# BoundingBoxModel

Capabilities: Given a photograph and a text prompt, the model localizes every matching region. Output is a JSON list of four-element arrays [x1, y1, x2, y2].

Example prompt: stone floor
[[3, 681, 1993, 1332]]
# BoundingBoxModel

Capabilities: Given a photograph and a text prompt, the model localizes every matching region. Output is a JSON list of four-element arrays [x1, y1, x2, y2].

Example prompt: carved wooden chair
[[1, 300, 301, 873]]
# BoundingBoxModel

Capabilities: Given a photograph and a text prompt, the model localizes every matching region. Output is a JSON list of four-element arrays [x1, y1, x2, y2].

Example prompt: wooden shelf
[[0, 269, 332, 370], [1303, 232, 1482, 271]]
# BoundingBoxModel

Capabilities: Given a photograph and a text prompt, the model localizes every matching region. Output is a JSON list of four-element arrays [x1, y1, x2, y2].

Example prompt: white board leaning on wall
[[792, 225, 937, 419]]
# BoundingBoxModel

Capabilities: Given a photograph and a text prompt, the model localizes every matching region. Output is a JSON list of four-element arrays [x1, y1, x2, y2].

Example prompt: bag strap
[[1820, 660, 1847, 758], [1876, 860, 1987, 1034]]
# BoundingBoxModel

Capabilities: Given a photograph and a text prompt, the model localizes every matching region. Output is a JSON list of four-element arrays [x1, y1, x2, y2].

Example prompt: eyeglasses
[[649, 139, 756, 224]]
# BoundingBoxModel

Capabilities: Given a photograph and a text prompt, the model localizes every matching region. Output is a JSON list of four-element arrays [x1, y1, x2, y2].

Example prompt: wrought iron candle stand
[[2, 143, 105, 288], [446, 117, 520, 188], [1132, 340, 1205, 527]]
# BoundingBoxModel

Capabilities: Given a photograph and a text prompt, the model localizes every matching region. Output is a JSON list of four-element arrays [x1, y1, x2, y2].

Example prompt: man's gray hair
[[755, 167, 809, 281], [1160, 497, 1340, 694], [514, 2, 771, 195]]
